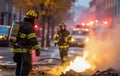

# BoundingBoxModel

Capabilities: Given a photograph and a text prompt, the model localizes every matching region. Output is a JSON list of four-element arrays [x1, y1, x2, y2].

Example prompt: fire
[[64, 51, 95, 73]]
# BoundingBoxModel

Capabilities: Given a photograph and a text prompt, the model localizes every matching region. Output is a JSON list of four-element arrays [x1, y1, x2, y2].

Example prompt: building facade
[[0, 0, 12, 25], [114, 0, 120, 18], [0, 0, 23, 26], [89, 0, 116, 24]]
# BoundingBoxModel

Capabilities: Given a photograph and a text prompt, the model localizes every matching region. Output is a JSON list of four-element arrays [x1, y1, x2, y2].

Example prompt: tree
[[11, 0, 30, 21], [11, 0, 77, 47]]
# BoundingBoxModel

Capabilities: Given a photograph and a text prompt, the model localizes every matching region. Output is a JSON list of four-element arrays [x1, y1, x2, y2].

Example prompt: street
[[0, 47, 12, 61]]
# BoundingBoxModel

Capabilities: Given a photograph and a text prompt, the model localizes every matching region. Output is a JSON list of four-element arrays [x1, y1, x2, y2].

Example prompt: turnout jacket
[[11, 21, 40, 53], [54, 29, 72, 48]]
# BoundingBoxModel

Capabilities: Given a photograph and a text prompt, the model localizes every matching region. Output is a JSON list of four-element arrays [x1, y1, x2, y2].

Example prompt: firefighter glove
[[36, 49, 40, 56], [13, 53, 19, 63]]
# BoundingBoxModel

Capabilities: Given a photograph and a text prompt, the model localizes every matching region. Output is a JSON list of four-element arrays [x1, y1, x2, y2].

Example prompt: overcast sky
[[75, 0, 91, 7]]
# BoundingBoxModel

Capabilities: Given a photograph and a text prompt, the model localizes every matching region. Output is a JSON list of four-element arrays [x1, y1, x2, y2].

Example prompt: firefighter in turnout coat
[[54, 23, 72, 64], [11, 10, 40, 76]]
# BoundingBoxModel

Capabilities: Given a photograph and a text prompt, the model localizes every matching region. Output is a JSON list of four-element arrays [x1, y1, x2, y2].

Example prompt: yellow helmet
[[60, 23, 66, 27], [24, 10, 38, 19]]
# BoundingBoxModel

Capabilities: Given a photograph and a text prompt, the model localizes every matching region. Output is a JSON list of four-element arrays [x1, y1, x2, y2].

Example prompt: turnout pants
[[59, 47, 69, 63], [13, 53, 32, 76]]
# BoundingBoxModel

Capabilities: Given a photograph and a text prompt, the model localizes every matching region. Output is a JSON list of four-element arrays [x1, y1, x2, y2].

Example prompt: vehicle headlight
[[0, 35, 7, 40], [71, 38, 76, 42], [85, 37, 89, 42], [0, 35, 3, 39]]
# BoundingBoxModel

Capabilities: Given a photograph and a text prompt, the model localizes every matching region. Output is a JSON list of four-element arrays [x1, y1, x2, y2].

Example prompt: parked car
[[0, 26, 10, 47]]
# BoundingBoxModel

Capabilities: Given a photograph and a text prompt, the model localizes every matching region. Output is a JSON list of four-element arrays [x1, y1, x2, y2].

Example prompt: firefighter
[[11, 10, 40, 76], [54, 23, 72, 64]]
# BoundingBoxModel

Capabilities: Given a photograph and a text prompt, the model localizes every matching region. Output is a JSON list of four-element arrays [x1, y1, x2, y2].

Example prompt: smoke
[[85, 20, 120, 71], [46, 20, 120, 75]]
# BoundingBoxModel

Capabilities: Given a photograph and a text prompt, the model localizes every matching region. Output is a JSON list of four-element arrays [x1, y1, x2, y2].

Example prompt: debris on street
[[92, 68, 120, 76], [60, 68, 120, 76]]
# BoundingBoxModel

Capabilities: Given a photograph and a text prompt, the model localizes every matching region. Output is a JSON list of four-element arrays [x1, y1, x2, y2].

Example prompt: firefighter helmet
[[60, 23, 66, 27], [24, 10, 38, 19]]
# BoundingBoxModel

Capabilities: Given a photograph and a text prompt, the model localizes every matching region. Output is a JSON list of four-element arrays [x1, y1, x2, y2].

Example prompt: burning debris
[[60, 69, 85, 76], [92, 68, 120, 76], [63, 51, 95, 74], [59, 49, 120, 76], [64, 56, 95, 73], [60, 68, 120, 76]]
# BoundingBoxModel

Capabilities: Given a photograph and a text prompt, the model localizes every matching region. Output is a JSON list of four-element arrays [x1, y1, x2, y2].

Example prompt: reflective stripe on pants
[[59, 47, 69, 63], [11, 48, 32, 53]]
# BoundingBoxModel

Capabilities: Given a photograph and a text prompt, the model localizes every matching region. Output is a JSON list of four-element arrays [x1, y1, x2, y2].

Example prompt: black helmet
[[60, 23, 66, 27], [24, 10, 38, 19]]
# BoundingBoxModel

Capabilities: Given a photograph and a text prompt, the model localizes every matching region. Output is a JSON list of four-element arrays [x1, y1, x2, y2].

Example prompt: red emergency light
[[34, 24, 39, 30], [103, 21, 108, 25], [34, 25, 38, 28]]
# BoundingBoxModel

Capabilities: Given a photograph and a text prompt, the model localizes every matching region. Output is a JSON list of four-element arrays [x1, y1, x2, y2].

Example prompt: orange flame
[[64, 51, 95, 73]]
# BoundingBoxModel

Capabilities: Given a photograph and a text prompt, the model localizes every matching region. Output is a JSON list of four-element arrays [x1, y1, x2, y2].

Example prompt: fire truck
[[70, 24, 89, 47]]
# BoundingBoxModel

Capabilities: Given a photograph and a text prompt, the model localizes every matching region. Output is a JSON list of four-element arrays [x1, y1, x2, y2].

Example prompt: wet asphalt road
[[0, 47, 13, 61]]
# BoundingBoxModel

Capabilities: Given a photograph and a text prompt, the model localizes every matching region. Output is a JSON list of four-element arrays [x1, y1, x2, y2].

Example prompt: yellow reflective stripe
[[33, 44, 40, 49], [11, 48, 28, 53], [54, 40, 58, 43], [63, 57, 67, 61], [68, 34, 72, 38], [56, 34, 59, 37], [59, 45, 69, 48], [19, 33, 26, 38], [27, 33, 36, 39], [66, 34, 72, 39]]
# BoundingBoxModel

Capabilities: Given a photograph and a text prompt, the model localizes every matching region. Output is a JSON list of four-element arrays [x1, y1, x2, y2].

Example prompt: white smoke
[[85, 19, 120, 71]]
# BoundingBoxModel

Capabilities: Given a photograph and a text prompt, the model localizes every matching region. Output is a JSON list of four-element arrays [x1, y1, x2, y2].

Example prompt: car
[[0, 26, 10, 47], [70, 29, 89, 47]]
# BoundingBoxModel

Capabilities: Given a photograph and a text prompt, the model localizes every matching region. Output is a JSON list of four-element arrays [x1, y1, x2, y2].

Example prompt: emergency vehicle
[[70, 24, 89, 47]]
